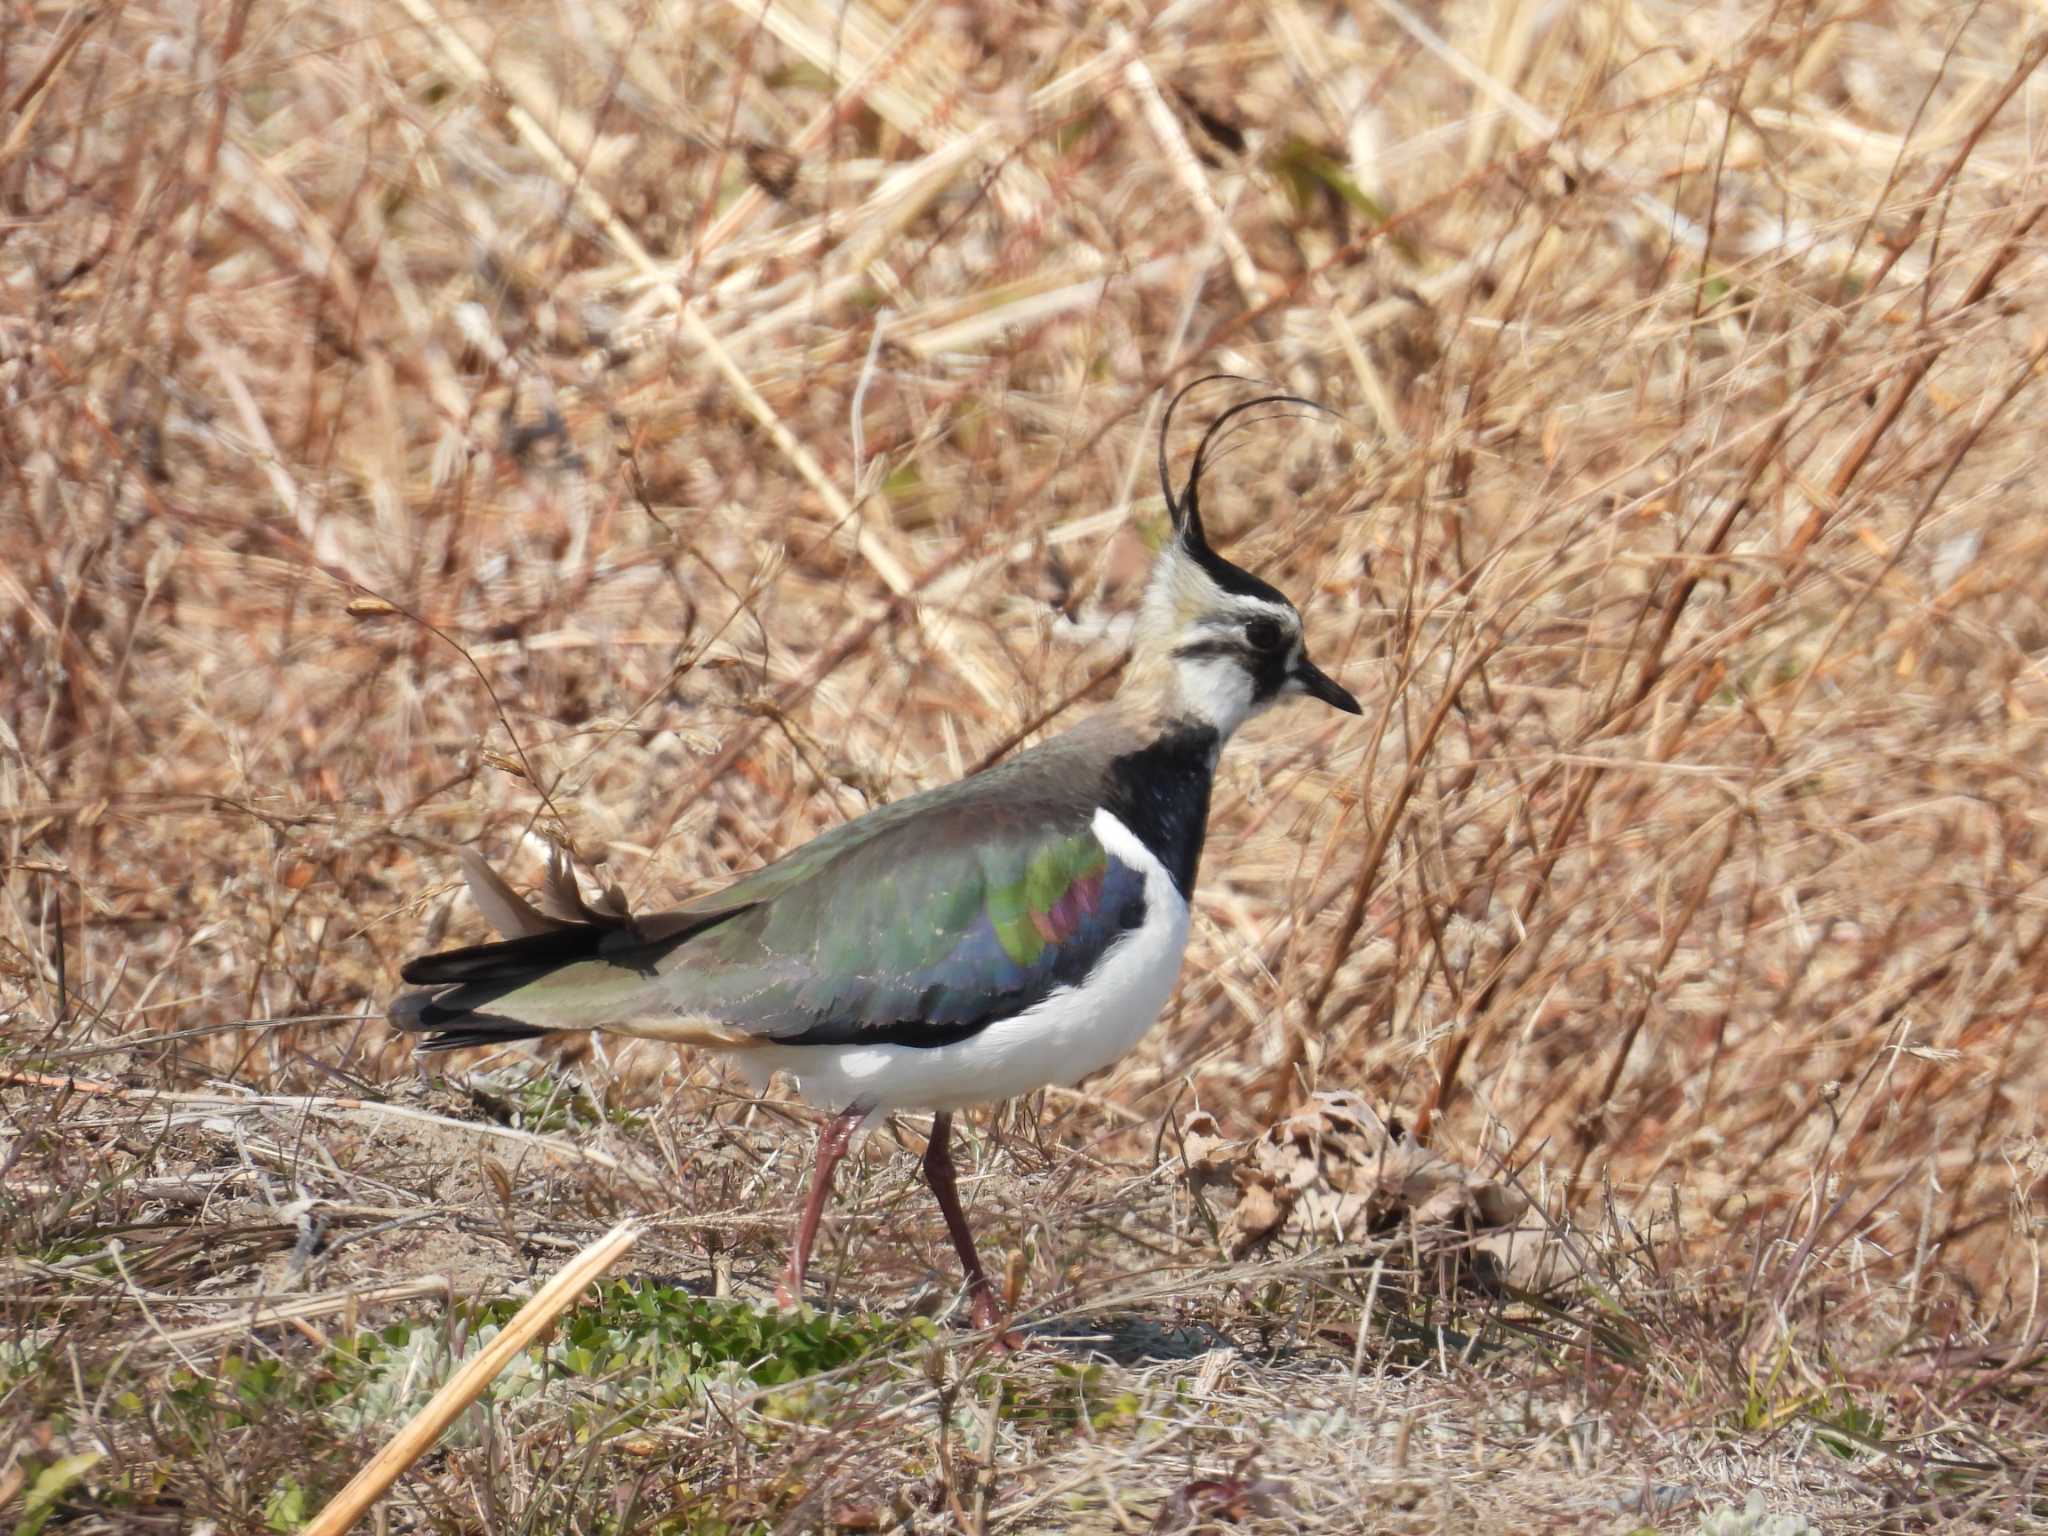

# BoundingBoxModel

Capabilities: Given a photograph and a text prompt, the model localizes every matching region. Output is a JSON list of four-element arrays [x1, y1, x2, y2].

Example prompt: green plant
[[325, 1283, 928, 1439], [1693, 1493, 1821, 1536]]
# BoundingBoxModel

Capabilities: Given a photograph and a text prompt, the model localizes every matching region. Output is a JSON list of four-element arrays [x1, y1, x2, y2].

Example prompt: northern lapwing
[[390, 379, 1361, 1337]]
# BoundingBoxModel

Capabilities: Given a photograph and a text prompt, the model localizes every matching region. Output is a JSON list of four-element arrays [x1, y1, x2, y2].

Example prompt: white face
[[1168, 593, 1305, 738], [1137, 533, 1359, 734]]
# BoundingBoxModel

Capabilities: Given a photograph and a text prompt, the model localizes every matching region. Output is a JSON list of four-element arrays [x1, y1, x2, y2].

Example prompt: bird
[[389, 378, 1361, 1340]]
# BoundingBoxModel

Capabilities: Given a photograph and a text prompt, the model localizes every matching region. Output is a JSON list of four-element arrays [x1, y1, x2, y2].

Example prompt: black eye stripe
[[1172, 634, 1298, 666], [1171, 638, 1250, 662]]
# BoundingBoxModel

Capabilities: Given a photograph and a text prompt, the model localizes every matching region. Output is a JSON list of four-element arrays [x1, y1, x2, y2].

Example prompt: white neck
[[1168, 654, 1259, 737]]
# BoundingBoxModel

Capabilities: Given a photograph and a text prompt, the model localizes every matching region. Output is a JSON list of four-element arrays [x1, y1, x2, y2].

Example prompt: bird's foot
[[969, 1290, 1024, 1354], [774, 1271, 804, 1312]]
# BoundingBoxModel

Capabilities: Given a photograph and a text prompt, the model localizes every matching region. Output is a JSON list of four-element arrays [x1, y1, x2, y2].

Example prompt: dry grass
[[6, 0, 2048, 1529]]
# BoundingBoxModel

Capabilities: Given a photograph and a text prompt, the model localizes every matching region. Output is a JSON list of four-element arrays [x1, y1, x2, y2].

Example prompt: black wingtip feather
[[388, 981, 559, 1052], [408, 1018, 559, 1053], [400, 926, 612, 986]]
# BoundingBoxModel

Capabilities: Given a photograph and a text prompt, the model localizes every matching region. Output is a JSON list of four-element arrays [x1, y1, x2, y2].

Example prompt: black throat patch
[[1102, 722, 1222, 899]]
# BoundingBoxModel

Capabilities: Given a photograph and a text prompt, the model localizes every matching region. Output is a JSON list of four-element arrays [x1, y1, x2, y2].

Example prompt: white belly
[[740, 808, 1190, 1123]]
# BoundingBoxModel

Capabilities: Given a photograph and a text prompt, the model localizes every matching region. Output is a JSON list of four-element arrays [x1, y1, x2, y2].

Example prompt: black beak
[[1292, 655, 1361, 714]]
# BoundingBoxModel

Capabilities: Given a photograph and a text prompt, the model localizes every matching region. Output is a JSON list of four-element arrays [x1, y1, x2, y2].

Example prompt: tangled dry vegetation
[[6, 0, 2048, 1530]]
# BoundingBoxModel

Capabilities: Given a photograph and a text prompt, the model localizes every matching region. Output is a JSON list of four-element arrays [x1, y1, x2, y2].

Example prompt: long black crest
[[1157, 374, 1335, 555]]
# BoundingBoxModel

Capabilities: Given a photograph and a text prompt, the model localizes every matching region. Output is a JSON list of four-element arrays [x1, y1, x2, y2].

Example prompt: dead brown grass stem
[[1667, 31, 2048, 657], [143, 1278, 454, 1351], [1413, 60, 2048, 1143], [1798, 189, 2048, 566], [1306, 587, 1534, 1132], [1563, 809, 1744, 1190], [0, 7, 100, 144], [631, 382, 1186, 864], [300, 1219, 639, 1536]]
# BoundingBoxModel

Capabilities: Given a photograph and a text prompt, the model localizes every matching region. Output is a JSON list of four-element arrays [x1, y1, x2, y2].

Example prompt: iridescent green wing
[[648, 763, 1149, 1045]]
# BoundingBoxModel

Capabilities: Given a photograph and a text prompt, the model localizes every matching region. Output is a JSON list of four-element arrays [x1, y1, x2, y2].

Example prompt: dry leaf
[[1182, 1091, 1580, 1289]]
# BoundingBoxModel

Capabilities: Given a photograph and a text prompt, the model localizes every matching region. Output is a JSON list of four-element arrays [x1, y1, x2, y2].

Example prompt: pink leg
[[776, 1105, 866, 1310], [923, 1112, 1018, 1347]]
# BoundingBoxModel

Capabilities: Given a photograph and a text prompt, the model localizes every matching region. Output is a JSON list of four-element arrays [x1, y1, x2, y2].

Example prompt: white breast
[[740, 808, 1191, 1124]]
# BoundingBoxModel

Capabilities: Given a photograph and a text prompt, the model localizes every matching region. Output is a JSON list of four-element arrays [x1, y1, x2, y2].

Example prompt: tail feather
[[458, 848, 567, 940], [389, 849, 689, 1056]]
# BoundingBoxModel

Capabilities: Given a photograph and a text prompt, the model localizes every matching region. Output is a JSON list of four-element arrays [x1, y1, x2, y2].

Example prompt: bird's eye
[[1243, 618, 1284, 652]]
